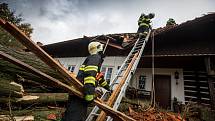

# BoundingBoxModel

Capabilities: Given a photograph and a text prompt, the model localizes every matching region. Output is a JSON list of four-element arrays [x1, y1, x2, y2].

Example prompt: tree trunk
[[0, 93, 68, 105], [0, 76, 24, 98]]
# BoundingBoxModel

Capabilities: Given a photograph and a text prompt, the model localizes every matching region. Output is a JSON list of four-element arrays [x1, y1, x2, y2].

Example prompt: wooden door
[[154, 75, 171, 109]]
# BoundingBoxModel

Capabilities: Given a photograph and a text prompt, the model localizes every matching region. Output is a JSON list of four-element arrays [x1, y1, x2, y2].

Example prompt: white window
[[101, 66, 113, 82], [139, 75, 146, 89], [68, 65, 75, 72]]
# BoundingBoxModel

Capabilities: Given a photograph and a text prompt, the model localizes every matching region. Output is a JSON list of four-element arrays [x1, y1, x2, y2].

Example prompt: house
[[43, 13, 215, 109]]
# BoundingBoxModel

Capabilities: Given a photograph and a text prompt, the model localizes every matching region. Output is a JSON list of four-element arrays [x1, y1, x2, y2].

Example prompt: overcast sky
[[2, 0, 215, 44]]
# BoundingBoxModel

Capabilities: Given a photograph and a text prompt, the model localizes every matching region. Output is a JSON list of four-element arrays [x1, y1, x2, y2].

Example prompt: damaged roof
[[43, 13, 215, 58]]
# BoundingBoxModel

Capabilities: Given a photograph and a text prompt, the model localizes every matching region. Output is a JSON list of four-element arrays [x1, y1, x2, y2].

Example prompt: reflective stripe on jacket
[[84, 76, 96, 86], [138, 15, 151, 27], [83, 54, 103, 86]]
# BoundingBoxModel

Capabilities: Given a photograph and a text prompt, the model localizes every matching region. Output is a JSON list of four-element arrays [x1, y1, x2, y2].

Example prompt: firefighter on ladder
[[137, 13, 155, 37], [62, 41, 110, 121]]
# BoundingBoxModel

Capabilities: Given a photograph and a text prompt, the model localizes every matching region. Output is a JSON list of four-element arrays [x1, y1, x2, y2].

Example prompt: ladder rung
[[139, 40, 145, 43], [91, 113, 99, 116], [129, 55, 134, 58], [132, 52, 137, 55], [125, 62, 131, 65], [134, 47, 141, 50], [137, 42, 143, 45], [121, 68, 126, 71], [117, 75, 123, 77], [139, 39, 145, 42], [132, 50, 138, 53], [138, 40, 144, 43], [128, 56, 133, 59], [135, 45, 142, 48], [126, 59, 132, 63]]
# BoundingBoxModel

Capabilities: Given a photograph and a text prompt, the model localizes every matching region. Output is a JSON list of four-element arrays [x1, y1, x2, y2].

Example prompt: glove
[[95, 87, 104, 98], [96, 72, 104, 80]]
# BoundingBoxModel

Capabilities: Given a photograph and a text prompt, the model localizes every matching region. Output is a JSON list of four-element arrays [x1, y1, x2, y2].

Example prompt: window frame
[[68, 65, 76, 72], [139, 75, 146, 89], [101, 66, 114, 82]]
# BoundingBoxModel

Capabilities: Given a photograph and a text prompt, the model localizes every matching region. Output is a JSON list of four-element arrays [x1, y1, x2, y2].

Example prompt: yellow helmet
[[88, 42, 104, 55]]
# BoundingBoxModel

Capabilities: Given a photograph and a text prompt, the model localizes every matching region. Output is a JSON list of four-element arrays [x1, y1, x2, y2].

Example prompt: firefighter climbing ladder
[[86, 31, 151, 121]]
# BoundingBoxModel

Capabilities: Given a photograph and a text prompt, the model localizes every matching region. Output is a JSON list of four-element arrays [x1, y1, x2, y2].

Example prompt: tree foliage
[[0, 2, 33, 48]]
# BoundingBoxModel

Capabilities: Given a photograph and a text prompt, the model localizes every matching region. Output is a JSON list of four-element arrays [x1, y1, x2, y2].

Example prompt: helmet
[[88, 42, 104, 55], [141, 13, 146, 17], [169, 18, 174, 21], [148, 13, 155, 19]]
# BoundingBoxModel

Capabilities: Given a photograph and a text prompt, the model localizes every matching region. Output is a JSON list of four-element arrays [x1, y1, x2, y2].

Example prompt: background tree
[[0, 2, 33, 48]]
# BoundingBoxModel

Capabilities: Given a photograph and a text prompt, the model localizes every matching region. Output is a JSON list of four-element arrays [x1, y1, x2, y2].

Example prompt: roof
[[43, 13, 215, 58], [42, 33, 138, 57], [144, 13, 215, 56]]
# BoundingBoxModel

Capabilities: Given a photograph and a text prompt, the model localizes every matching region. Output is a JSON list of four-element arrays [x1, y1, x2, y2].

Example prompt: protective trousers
[[61, 95, 88, 121]]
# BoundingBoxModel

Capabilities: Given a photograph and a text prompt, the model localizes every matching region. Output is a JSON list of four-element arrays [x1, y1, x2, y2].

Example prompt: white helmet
[[88, 42, 104, 55]]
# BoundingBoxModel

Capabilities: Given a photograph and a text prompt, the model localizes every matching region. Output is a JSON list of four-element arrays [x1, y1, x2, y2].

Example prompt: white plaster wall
[[56, 56, 126, 80], [56, 57, 185, 107], [130, 68, 185, 104]]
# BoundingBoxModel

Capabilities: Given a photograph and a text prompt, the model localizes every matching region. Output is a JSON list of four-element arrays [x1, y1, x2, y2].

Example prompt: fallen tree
[[0, 93, 68, 105]]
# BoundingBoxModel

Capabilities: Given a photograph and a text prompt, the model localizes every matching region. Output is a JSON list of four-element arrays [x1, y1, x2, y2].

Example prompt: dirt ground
[[128, 107, 183, 121]]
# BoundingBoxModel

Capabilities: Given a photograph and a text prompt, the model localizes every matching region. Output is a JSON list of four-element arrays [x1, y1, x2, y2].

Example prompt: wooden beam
[[204, 57, 215, 109], [0, 19, 83, 91], [96, 53, 138, 121], [99, 40, 124, 50], [0, 39, 135, 121]]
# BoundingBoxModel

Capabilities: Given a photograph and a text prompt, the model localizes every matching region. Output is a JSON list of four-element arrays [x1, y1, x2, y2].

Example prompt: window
[[68, 65, 75, 72], [139, 75, 146, 89], [106, 68, 113, 82], [101, 66, 113, 82]]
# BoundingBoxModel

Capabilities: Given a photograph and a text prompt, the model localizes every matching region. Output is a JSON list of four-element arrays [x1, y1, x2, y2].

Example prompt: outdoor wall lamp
[[175, 71, 179, 85]]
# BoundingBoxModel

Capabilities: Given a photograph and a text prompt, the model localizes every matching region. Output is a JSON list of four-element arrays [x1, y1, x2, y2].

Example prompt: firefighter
[[137, 13, 155, 36], [82, 41, 110, 102], [62, 41, 109, 121], [166, 18, 176, 26]]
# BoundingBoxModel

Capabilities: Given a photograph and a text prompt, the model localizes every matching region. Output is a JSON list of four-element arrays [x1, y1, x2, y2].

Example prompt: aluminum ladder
[[86, 30, 151, 121]]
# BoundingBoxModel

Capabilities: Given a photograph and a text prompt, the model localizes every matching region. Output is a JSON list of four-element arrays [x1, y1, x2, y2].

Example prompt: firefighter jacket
[[138, 14, 151, 28], [76, 53, 109, 102]]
